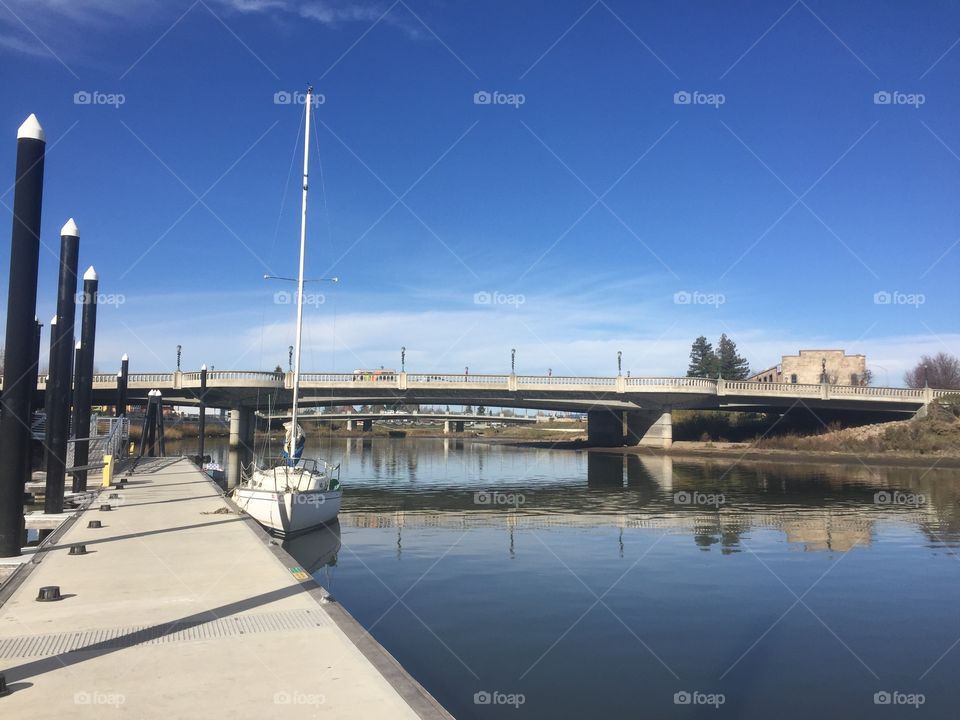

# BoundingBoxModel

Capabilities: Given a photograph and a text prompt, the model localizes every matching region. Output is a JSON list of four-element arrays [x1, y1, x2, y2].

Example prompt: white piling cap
[[75, 340, 82, 350], [121, 353, 128, 361], [83, 266, 97, 282], [201, 364, 206, 371], [61, 218, 79, 238], [117, 370, 122, 377], [50, 315, 57, 324], [17, 114, 44, 142]]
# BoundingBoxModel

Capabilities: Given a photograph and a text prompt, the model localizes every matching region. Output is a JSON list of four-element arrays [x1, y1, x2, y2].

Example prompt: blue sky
[[0, 0, 958, 383]]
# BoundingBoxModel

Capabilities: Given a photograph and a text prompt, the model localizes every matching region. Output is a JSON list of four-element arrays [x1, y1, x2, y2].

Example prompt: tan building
[[748, 349, 867, 386]]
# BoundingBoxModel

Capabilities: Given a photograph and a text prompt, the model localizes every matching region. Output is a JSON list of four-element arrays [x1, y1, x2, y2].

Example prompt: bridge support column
[[625, 408, 672, 448], [455, 421, 465, 433], [227, 407, 254, 489], [346, 419, 354, 432], [587, 410, 625, 447], [362, 419, 372, 432], [443, 420, 451, 434]]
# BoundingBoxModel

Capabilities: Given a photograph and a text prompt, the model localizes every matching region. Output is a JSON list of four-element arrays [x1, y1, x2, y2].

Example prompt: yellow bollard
[[102, 454, 113, 488]]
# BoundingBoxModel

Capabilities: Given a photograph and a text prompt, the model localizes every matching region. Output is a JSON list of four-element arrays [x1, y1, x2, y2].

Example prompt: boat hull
[[234, 487, 342, 537]]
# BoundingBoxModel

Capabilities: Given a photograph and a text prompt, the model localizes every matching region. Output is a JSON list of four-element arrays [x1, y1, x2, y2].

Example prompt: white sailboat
[[234, 86, 342, 536]]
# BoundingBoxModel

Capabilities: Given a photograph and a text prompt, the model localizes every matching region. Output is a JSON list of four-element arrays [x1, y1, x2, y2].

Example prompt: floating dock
[[0, 457, 450, 719]]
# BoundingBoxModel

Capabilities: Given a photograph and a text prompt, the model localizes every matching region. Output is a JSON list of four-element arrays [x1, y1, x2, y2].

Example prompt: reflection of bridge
[[265, 411, 538, 433], [8, 370, 949, 448]]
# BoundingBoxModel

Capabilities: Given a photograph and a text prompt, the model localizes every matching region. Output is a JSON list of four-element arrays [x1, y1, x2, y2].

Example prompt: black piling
[[198, 364, 207, 462], [44, 219, 79, 513], [116, 353, 128, 418], [0, 114, 46, 558], [23, 318, 42, 487], [70, 267, 98, 492]]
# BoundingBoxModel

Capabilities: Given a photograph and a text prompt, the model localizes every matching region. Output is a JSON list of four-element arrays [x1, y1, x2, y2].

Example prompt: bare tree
[[904, 352, 960, 389]]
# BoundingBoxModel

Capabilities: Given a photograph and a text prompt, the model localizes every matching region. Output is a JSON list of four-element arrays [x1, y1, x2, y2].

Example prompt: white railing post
[[821, 382, 829, 400], [616, 375, 625, 393], [509, 374, 517, 392], [716, 377, 725, 396], [399, 372, 407, 391], [173, 370, 183, 390], [284, 371, 294, 390]]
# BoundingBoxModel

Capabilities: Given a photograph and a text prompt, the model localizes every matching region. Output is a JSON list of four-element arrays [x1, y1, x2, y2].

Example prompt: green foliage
[[687, 336, 717, 378], [716, 334, 750, 380]]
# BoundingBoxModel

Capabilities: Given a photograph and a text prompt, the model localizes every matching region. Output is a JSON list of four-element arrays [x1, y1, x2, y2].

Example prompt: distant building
[[747, 349, 867, 386]]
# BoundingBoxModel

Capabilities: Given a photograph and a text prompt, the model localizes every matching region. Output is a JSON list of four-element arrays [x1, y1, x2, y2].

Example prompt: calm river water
[[209, 436, 960, 718]]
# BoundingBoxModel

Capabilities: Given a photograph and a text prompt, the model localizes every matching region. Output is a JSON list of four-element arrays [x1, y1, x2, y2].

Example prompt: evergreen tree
[[687, 336, 717, 377], [716, 334, 750, 379]]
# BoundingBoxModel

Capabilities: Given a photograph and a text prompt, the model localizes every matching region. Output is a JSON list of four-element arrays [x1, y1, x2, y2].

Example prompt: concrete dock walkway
[[0, 457, 450, 719]]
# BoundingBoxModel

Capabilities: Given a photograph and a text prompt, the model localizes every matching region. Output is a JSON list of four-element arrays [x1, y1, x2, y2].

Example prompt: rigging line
[[311, 103, 334, 261], [269, 108, 306, 264]]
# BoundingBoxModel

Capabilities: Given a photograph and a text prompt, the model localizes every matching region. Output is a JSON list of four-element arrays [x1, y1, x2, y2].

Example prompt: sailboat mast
[[289, 85, 311, 460]]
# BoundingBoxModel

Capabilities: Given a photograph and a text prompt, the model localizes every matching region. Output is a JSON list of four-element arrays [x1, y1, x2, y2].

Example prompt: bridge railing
[[301, 373, 367, 383], [626, 377, 717, 389], [828, 385, 925, 398], [128, 373, 175, 384], [518, 375, 616, 386], [408, 374, 509, 384]]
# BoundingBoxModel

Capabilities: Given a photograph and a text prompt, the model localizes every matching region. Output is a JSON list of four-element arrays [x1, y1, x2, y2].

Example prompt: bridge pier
[[455, 421, 464, 433], [227, 407, 254, 488], [625, 408, 672, 448], [362, 419, 373, 432], [346, 419, 354, 432], [443, 420, 451, 434], [587, 410, 625, 447], [587, 408, 673, 448]]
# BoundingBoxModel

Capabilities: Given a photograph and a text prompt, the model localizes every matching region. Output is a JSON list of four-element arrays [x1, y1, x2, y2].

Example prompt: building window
[[790, 374, 798, 384], [850, 373, 858, 385]]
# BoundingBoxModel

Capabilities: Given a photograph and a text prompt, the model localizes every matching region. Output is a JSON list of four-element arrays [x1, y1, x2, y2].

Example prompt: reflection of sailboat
[[282, 520, 342, 573], [232, 86, 342, 536]]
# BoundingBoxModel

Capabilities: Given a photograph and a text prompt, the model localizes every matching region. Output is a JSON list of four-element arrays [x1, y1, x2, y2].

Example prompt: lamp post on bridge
[[288, 345, 293, 373], [617, 350, 622, 377], [176, 344, 182, 371], [924, 364, 930, 388], [401, 346, 406, 373], [511, 348, 516, 374]]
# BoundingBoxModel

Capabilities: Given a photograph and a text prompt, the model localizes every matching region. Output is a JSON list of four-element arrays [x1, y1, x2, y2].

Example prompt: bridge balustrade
[[518, 375, 615, 386], [408, 374, 509, 384]]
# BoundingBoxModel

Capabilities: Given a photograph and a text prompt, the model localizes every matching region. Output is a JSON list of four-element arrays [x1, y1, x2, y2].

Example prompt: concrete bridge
[[6, 370, 952, 449], [265, 411, 538, 433]]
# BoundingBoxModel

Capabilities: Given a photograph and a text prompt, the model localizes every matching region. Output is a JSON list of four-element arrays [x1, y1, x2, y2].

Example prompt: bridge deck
[[0, 458, 447, 719]]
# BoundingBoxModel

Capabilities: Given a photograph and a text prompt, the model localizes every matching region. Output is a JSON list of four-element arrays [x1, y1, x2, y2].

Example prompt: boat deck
[[0, 457, 449, 719]]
